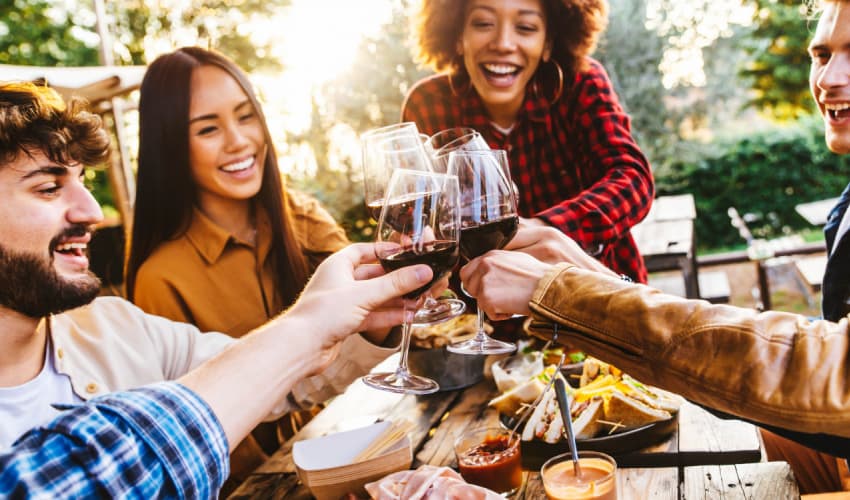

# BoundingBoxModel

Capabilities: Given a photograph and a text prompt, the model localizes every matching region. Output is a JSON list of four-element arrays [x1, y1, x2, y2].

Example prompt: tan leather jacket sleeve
[[526, 264, 850, 438]]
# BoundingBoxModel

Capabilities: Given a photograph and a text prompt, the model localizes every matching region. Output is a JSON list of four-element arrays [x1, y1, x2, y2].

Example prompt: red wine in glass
[[379, 240, 459, 299], [460, 215, 519, 260]]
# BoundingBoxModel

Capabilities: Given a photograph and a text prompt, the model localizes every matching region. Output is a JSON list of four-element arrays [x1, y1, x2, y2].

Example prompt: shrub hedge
[[656, 118, 850, 251]]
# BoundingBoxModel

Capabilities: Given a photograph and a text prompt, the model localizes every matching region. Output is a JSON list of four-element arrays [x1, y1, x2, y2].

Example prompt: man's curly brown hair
[[0, 82, 110, 168], [413, 0, 608, 78]]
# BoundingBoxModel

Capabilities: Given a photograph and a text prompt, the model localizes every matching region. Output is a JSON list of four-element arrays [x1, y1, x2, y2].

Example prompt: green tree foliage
[[1, 0, 289, 71], [0, 0, 98, 66], [321, 1, 430, 132], [292, 0, 430, 241], [596, 0, 676, 170], [660, 117, 850, 250], [104, 0, 290, 71], [740, 0, 816, 120], [597, 0, 753, 174]]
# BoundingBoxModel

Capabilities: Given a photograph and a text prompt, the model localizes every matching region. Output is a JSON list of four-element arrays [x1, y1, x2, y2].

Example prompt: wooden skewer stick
[[352, 420, 414, 463]]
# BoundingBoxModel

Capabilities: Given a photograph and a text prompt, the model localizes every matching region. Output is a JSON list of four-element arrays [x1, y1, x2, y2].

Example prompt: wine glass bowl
[[362, 125, 429, 221], [430, 129, 491, 173], [366, 137, 432, 221], [363, 169, 461, 394], [427, 127, 480, 153], [360, 124, 466, 326], [447, 149, 519, 356]]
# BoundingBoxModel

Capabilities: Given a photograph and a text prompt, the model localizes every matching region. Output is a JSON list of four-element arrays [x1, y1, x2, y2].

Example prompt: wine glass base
[[412, 299, 466, 327], [362, 371, 440, 395], [447, 336, 517, 355]]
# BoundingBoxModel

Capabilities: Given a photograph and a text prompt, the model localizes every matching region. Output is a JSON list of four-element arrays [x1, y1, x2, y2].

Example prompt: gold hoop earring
[[448, 70, 471, 97], [532, 59, 564, 105]]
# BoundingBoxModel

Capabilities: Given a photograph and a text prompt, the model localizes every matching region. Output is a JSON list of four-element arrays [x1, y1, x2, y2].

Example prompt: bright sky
[[645, 0, 755, 88], [252, 0, 394, 134]]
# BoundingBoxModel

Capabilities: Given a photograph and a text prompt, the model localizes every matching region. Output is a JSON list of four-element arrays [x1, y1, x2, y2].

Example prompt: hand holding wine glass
[[360, 124, 466, 325], [363, 169, 461, 394], [447, 149, 519, 355]]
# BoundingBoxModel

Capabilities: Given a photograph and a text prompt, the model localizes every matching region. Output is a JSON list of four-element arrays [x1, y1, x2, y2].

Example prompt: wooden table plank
[[414, 380, 499, 469], [619, 467, 680, 500], [523, 468, 679, 499], [646, 194, 697, 222], [683, 462, 799, 499], [252, 378, 461, 474], [677, 403, 762, 466], [632, 219, 694, 259]]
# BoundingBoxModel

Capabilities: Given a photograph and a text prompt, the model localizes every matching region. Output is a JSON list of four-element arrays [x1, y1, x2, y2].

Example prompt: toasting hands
[[288, 243, 433, 349]]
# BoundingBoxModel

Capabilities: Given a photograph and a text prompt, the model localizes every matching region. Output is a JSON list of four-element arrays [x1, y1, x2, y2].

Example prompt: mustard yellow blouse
[[133, 190, 349, 337]]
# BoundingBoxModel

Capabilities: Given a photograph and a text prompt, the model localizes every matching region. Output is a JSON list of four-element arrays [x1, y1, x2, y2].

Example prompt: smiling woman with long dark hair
[[125, 46, 400, 484], [126, 47, 315, 322], [403, 0, 654, 283]]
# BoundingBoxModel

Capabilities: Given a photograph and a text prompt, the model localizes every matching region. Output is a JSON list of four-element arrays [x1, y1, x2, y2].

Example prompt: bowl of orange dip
[[541, 451, 618, 500]]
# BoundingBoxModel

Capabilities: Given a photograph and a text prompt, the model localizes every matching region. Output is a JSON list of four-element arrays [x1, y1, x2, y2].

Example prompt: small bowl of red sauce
[[454, 427, 523, 495]]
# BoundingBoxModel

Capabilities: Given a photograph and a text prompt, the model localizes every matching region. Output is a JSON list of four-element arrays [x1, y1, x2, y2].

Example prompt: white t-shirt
[[0, 340, 82, 449]]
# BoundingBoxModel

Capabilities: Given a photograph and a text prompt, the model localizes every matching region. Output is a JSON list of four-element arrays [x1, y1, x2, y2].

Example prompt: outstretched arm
[[0, 243, 432, 497]]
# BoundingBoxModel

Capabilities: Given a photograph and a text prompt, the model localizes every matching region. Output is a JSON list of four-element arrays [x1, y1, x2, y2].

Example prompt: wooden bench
[[795, 254, 827, 292], [649, 270, 731, 304], [633, 194, 701, 298]]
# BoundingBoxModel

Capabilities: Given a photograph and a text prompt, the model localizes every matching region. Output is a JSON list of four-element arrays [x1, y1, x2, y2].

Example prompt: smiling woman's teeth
[[483, 64, 518, 75], [221, 157, 254, 172]]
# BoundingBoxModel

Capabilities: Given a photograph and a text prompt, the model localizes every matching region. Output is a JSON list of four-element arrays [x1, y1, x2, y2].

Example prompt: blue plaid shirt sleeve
[[0, 382, 229, 499]]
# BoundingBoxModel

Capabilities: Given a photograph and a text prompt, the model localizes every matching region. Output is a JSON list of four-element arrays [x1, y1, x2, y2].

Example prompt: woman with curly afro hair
[[403, 0, 654, 283]]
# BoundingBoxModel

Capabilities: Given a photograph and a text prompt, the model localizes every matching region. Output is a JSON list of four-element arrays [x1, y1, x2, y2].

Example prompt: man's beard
[[0, 228, 101, 318]]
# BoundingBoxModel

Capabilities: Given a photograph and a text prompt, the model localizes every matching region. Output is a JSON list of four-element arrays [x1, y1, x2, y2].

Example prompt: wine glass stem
[[475, 304, 488, 342], [396, 304, 414, 376], [422, 294, 437, 309]]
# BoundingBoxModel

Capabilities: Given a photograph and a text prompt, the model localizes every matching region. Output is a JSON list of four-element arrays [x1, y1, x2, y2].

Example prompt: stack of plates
[[293, 421, 412, 500]]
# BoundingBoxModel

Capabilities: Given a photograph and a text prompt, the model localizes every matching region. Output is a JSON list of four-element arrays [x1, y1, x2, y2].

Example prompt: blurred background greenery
[[2, 0, 844, 251]]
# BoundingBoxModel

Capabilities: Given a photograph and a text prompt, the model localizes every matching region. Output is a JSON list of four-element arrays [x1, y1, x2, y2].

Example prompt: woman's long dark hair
[[125, 47, 309, 307]]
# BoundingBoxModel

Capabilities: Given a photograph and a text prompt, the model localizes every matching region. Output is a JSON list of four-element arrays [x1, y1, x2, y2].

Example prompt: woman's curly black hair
[[413, 0, 608, 78]]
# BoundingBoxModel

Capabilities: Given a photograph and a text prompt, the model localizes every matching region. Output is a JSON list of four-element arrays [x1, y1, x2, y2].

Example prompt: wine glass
[[446, 149, 519, 355], [430, 128, 491, 173], [361, 123, 423, 220], [427, 127, 480, 151], [363, 169, 461, 394], [360, 125, 466, 326]]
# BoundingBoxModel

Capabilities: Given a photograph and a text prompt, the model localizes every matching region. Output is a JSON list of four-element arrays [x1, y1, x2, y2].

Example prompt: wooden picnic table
[[796, 197, 839, 226], [632, 194, 701, 299], [229, 353, 784, 499]]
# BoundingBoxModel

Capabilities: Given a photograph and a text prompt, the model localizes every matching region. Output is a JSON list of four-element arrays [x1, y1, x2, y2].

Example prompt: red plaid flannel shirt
[[401, 58, 653, 282]]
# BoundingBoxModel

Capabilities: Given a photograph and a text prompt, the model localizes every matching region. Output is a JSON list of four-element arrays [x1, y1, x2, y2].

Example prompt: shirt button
[[86, 382, 99, 394], [57, 348, 64, 359]]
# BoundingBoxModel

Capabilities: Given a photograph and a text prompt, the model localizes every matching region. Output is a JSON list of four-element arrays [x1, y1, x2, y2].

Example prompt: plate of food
[[491, 357, 683, 469], [491, 341, 585, 390], [406, 314, 489, 391]]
